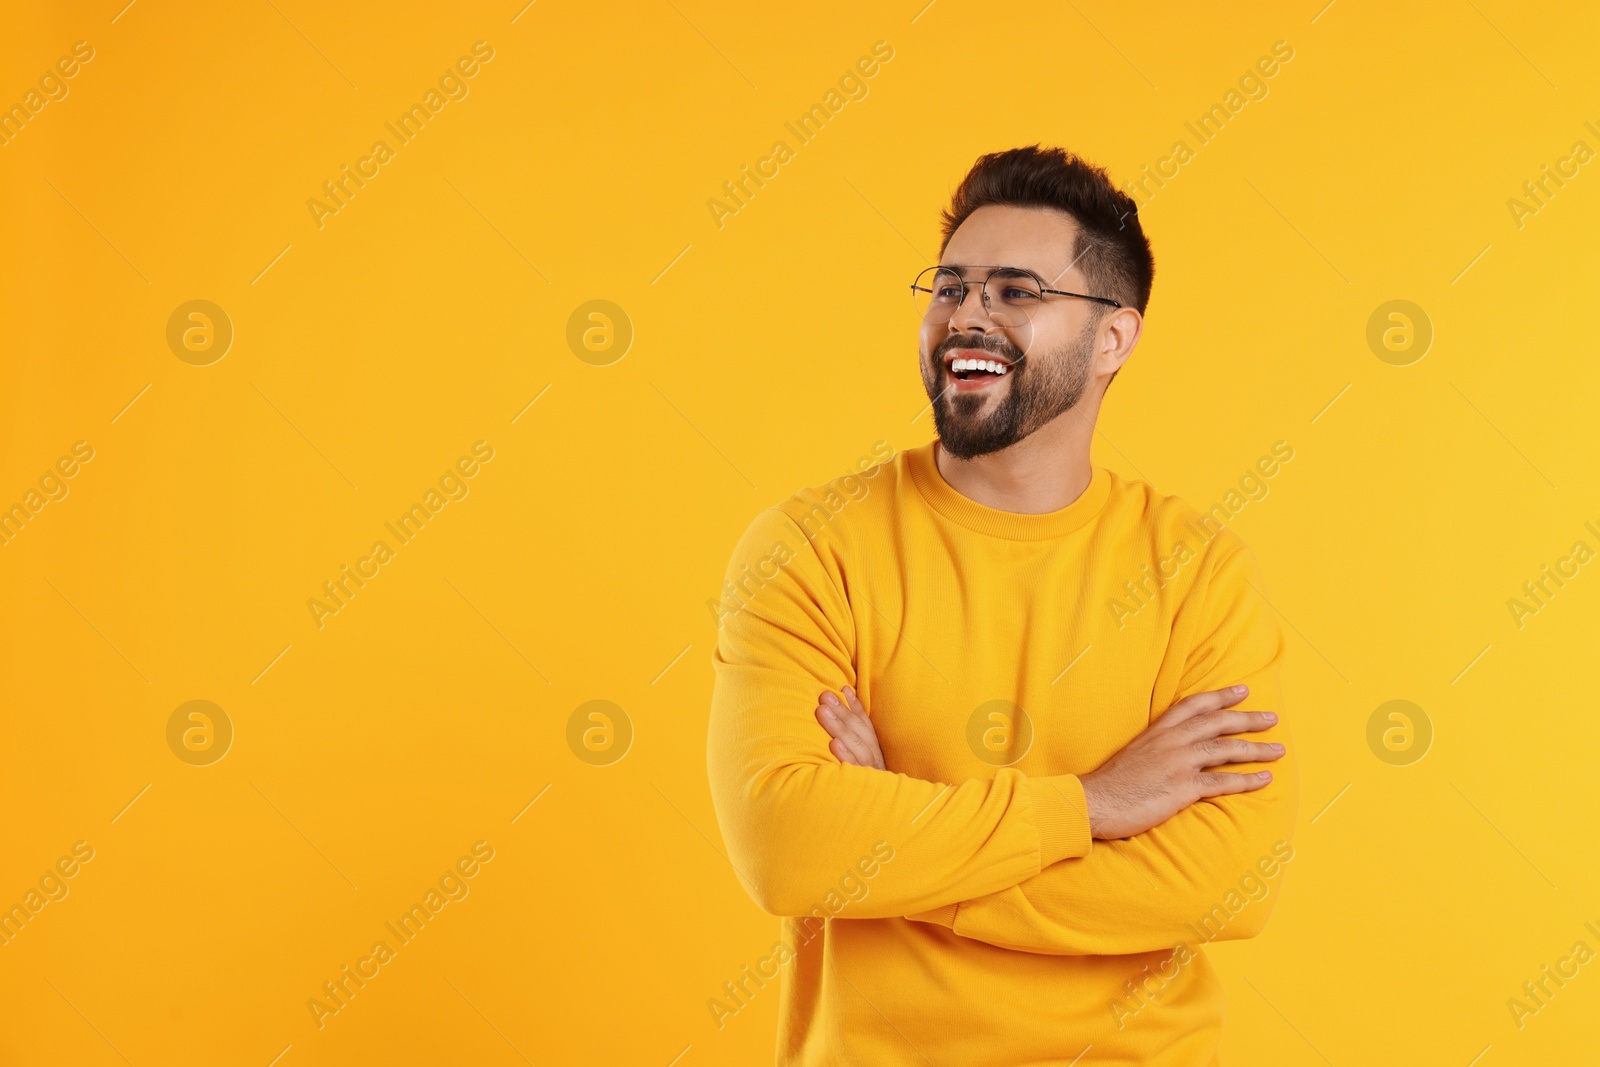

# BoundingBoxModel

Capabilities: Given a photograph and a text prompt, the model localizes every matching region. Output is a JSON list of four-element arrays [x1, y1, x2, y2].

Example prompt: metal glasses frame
[[910, 265, 1123, 322]]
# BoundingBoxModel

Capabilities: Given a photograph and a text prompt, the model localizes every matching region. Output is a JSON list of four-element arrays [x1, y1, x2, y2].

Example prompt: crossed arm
[[817, 681, 1294, 955], [706, 508, 1299, 955]]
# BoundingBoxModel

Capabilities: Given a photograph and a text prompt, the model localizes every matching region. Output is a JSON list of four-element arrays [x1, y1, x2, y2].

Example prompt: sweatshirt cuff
[[1026, 774, 1093, 866], [907, 901, 959, 928]]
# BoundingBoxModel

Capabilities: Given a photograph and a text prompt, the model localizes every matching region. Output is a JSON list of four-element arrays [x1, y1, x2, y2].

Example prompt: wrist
[[1024, 774, 1094, 863], [1080, 773, 1106, 839]]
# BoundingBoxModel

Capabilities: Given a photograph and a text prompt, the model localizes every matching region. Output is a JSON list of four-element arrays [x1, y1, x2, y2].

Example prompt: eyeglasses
[[910, 265, 1121, 329]]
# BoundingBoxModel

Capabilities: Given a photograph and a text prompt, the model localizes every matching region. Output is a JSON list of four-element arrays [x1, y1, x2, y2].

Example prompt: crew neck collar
[[908, 439, 1110, 541]]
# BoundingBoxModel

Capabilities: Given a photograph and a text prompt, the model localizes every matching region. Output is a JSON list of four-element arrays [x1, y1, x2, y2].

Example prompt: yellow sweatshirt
[[707, 439, 1299, 1066]]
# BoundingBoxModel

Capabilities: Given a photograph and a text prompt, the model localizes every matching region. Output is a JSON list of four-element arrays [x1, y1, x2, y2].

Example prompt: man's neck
[[934, 396, 1100, 514]]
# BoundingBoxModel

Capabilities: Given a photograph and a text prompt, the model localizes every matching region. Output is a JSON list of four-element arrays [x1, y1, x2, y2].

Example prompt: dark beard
[[922, 319, 1097, 460]]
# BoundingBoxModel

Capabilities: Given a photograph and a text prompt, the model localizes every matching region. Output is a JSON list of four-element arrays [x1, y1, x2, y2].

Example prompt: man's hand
[[814, 687, 885, 770], [1080, 685, 1283, 840], [815, 685, 1284, 839]]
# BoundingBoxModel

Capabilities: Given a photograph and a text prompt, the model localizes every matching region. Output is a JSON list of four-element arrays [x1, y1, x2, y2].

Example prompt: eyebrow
[[940, 262, 1092, 290], [937, 264, 1040, 277]]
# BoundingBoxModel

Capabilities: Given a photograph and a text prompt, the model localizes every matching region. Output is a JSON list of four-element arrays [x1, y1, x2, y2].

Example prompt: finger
[[1178, 708, 1276, 741], [825, 722, 868, 765], [1155, 685, 1249, 729], [840, 713, 884, 770], [837, 730, 875, 766], [1183, 709, 1280, 740], [819, 702, 875, 766], [1195, 769, 1273, 797], [1235, 710, 1280, 733], [815, 703, 851, 741], [1194, 738, 1286, 768], [842, 695, 885, 769], [831, 690, 883, 758]]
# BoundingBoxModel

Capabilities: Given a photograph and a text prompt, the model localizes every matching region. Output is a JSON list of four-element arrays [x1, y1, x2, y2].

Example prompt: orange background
[[3, 1, 1599, 1064]]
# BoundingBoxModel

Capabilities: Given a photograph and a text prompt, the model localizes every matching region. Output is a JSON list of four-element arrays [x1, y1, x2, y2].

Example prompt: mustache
[[931, 333, 1027, 366], [921, 332, 1029, 416]]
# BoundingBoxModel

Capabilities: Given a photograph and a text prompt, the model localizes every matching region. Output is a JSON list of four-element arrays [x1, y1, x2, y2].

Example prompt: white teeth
[[948, 356, 1011, 376]]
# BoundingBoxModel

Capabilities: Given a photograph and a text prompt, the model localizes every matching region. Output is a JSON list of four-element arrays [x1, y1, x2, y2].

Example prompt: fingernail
[[1259, 771, 1273, 780], [844, 686, 855, 698], [1232, 685, 1248, 695], [820, 707, 836, 721], [821, 692, 839, 705], [1263, 712, 1278, 722], [1270, 743, 1285, 753]]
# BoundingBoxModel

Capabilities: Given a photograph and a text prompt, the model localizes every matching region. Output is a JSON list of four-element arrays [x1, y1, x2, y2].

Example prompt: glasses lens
[[984, 269, 1042, 328], [913, 267, 964, 323]]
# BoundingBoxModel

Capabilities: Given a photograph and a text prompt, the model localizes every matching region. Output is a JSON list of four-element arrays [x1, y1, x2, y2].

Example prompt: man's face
[[919, 204, 1103, 460]]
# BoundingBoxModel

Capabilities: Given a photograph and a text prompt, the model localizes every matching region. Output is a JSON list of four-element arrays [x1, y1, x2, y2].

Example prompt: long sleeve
[[908, 530, 1300, 955], [706, 507, 1093, 919]]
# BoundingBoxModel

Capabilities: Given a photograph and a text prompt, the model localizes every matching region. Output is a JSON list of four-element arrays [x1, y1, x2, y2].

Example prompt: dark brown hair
[[939, 145, 1154, 316]]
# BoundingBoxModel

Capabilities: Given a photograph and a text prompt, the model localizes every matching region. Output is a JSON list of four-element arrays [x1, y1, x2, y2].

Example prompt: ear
[[1095, 306, 1143, 377]]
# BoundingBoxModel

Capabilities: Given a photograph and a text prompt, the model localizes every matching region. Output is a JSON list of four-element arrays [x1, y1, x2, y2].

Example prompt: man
[[706, 144, 1297, 1066]]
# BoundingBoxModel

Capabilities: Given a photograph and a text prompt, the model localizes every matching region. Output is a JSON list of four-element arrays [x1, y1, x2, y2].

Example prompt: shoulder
[[722, 441, 901, 564], [1097, 474, 1278, 659], [1098, 468, 1255, 578], [715, 446, 901, 634], [766, 440, 902, 546]]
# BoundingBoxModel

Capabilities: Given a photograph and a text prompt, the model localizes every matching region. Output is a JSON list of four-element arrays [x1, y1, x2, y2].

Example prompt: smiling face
[[919, 204, 1107, 460]]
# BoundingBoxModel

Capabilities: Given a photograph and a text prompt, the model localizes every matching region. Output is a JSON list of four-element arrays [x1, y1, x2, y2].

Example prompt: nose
[[946, 279, 1001, 335]]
